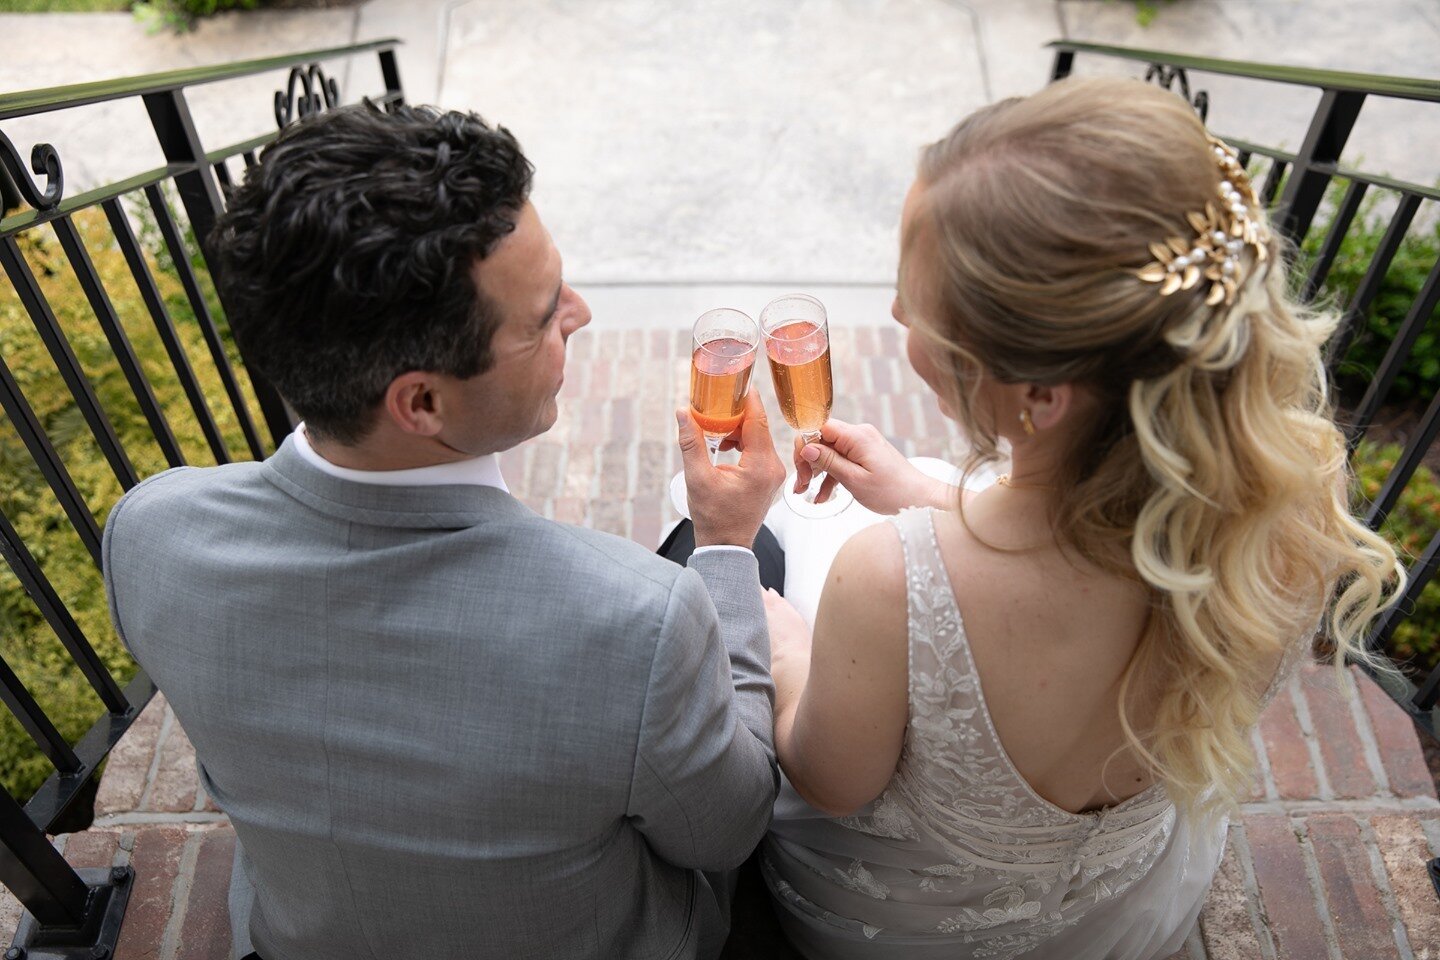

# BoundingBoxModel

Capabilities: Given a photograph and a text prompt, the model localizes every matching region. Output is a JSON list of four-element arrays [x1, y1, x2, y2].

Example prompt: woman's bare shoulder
[[819, 519, 909, 623]]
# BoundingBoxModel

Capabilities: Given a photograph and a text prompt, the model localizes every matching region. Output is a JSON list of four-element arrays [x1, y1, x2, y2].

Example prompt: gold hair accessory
[[1019, 409, 1037, 436], [1136, 134, 1271, 306]]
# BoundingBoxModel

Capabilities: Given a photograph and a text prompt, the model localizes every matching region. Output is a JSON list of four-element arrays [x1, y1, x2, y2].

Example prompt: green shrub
[[1302, 185, 1440, 406], [1352, 442, 1440, 672], [0, 0, 255, 22], [1132, 0, 1178, 27], [0, 201, 267, 801], [133, 0, 258, 33]]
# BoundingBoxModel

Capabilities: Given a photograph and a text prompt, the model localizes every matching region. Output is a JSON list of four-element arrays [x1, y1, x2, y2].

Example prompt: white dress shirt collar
[[291, 423, 508, 492]]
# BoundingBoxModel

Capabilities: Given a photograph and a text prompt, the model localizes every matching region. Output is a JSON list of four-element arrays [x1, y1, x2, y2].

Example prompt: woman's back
[[765, 507, 1217, 960], [936, 492, 1160, 814]]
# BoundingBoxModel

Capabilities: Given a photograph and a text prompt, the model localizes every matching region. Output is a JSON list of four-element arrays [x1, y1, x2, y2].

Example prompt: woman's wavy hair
[[909, 76, 1403, 819], [211, 101, 533, 444]]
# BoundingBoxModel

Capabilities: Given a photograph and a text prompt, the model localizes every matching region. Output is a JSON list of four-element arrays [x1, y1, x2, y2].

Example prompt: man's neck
[[305, 426, 480, 472]]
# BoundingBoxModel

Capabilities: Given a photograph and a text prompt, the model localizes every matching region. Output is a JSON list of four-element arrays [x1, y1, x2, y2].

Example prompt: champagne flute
[[689, 308, 760, 460], [762, 294, 852, 517]]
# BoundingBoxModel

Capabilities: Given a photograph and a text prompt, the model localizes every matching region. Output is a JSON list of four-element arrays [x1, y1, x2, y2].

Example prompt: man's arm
[[686, 549, 774, 747], [625, 562, 777, 872]]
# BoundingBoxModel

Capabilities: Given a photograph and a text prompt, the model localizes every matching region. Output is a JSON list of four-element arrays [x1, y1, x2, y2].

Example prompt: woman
[[757, 76, 1401, 959]]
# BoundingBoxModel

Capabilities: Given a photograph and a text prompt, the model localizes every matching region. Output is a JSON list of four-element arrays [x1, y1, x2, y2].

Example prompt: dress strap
[[887, 507, 973, 710], [887, 507, 947, 586]]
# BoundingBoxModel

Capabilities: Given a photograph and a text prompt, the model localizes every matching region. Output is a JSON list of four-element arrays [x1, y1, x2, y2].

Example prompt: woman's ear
[[1025, 382, 1074, 432]]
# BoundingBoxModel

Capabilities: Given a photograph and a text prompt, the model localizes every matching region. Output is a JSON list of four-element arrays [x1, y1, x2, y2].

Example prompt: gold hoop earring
[[1020, 409, 1037, 436]]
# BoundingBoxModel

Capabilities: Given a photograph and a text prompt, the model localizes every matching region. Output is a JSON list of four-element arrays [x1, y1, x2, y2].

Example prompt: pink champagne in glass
[[689, 308, 759, 456], [761, 294, 851, 517]]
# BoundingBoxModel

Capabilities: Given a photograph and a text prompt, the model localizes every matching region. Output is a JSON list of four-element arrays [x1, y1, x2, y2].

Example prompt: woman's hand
[[795, 420, 956, 514]]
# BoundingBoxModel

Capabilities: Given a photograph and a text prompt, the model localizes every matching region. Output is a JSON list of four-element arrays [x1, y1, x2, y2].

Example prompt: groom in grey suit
[[102, 103, 783, 960]]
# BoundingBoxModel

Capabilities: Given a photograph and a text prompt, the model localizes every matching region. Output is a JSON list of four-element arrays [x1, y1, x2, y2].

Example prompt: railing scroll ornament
[[1145, 62, 1210, 122], [273, 63, 341, 130], [0, 130, 63, 211]]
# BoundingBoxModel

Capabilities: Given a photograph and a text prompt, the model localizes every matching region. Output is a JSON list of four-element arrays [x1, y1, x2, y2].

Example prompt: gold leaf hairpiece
[[1136, 134, 1271, 306]]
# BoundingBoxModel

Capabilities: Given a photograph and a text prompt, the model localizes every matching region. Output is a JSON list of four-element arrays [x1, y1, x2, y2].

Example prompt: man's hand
[[676, 391, 785, 548], [796, 419, 956, 514]]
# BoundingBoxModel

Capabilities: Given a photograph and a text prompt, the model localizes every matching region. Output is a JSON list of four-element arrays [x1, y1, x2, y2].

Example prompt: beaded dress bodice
[[764, 507, 1179, 959]]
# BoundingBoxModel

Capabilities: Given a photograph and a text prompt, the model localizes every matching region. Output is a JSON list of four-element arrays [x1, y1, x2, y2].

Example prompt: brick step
[[5, 663, 1435, 959], [0, 823, 236, 960], [5, 329, 1436, 957], [7, 810, 1435, 959]]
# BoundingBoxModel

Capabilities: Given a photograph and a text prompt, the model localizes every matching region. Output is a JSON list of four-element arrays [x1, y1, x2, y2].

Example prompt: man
[[102, 102, 783, 960]]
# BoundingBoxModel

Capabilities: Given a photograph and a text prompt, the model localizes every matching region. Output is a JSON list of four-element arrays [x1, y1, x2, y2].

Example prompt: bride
[[749, 77, 1401, 959]]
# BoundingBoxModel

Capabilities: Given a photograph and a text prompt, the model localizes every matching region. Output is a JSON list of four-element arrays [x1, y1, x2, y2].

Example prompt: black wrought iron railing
[[1050, 41, 1440, 737], [0, 39, 403, 959]]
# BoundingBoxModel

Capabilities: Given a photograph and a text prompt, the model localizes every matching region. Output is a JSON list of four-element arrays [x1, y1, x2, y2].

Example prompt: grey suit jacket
[[102, 436, 778, 960]]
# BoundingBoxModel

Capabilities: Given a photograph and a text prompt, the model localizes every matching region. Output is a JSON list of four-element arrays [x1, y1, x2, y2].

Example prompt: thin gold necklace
[[995, 473, 1054, 491]]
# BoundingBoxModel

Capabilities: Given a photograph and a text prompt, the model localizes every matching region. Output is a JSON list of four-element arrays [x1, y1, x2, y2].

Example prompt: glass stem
[[705, 435, 721, 464]]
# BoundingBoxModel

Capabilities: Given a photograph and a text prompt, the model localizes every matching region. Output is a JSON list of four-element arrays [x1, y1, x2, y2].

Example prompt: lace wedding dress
[[763, 507, 1230, 960]]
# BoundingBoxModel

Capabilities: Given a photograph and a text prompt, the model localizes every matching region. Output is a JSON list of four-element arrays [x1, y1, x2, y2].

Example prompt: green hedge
[[133, 0, 258, 33], [1303, 185, 1440, 406], [1304, 186, 1440, 675], [0, 0, 261, 31], [0, 202, 266, 801], [1353, 442, 1440, 670]]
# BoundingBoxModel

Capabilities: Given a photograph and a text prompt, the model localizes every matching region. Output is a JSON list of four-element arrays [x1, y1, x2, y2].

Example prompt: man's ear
[[383, 372, 445, 437], [1025, 382, 1074, 432]]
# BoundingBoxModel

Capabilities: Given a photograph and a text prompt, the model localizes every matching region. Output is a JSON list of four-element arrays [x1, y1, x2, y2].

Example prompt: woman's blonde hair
[[909, 75, 1403, 819]]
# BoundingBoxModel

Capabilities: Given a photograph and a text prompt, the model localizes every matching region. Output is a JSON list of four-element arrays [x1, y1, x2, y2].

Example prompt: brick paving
[[4, 327, 1438, 958]]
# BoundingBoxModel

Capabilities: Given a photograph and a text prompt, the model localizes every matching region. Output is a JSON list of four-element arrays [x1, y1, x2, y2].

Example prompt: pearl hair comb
[[1136, 134, 1271, 306]]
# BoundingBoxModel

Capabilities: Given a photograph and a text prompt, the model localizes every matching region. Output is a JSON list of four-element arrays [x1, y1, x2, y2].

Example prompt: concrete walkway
[[1, 0, 1437, 321]]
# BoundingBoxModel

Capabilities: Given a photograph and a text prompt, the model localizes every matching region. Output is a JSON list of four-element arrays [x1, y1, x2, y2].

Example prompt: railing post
[[1274, 88, 1366, 245], [1050, 49, 1075, 82], [142, 88, 295, 448], [0, 785, 137, 960], [379, 48, 406, 108], [0, 163, 17, 215], [1, 784, 136, 957], [142, 90, 226, 248], [0, 789, 89, 929]]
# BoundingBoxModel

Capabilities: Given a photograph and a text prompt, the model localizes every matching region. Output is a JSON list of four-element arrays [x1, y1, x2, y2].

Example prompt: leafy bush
[[1303, 188, 1440, 676], [0, 201, 266, 801], [1132, 1, 1179, 27], [1302, 185, 1440, 406], [0, 0, 256, 24], [133, 0, 257, 33], [1353, 442, 1440, 672]]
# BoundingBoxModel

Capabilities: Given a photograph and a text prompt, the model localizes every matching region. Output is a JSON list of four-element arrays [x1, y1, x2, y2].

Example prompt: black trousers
[[657, 520, 787, 594]]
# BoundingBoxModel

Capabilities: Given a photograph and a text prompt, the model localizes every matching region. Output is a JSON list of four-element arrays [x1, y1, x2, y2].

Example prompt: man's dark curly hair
[[210, 101, 534, 444]]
